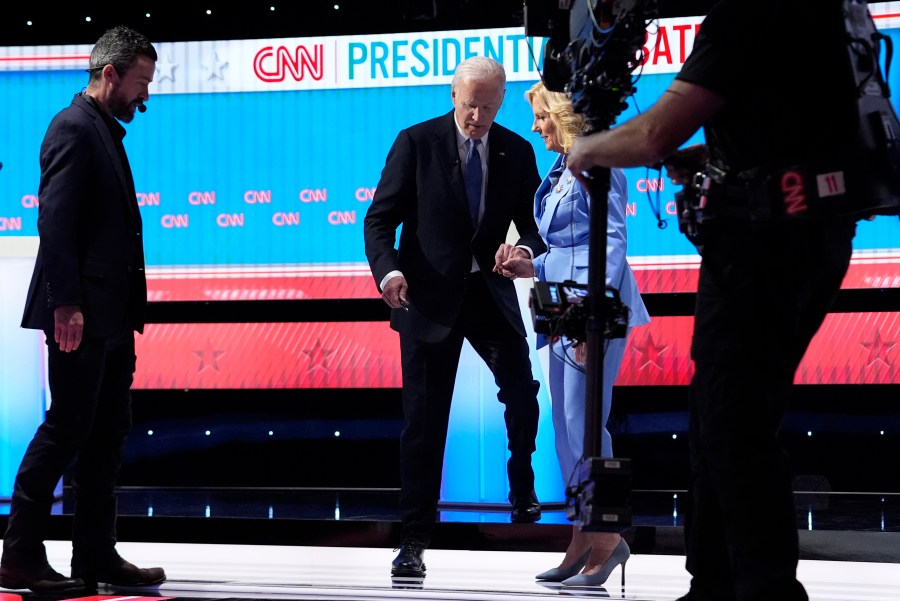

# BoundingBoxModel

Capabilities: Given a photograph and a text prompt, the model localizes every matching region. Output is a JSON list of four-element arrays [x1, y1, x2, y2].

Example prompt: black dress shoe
[[391, 541, 426, 577], [0, 563, 85, 593], [510, 489, 542, 523], [73, 558, 166, 590]]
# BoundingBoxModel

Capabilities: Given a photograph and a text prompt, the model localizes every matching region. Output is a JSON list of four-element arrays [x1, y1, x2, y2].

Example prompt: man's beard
[[110, 94, 136, 123]]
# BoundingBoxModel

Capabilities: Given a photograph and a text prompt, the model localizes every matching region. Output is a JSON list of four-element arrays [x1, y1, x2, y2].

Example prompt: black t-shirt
[[676, 0, 854, 181]]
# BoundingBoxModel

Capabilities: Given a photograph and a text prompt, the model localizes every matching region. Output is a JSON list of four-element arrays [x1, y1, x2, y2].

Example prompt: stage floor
[[2, 539, 897, 601], [3, 488, 900, 600]]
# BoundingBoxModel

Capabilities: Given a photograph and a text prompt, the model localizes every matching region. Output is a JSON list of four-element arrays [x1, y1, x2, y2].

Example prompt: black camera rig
[[525, 0, 657, 531], [530, 280, 629, 343], [670, 0, 900, 244], [527, 0, 657, 131]]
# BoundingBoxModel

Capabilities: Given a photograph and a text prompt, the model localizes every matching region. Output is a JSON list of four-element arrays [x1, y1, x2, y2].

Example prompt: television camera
[[524, 0, 658, 531], [530, 281, 628, 343]]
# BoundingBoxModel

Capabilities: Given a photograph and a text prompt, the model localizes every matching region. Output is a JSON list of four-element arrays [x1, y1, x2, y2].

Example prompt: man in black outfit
[[567, 2, 861, 599], [0, 26, 166, 593], [364, 56, 547, 578]]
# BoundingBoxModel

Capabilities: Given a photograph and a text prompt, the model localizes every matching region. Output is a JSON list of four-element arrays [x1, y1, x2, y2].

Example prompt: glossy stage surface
[[2, 538, 898, 601], [2, 488, 899, 600]]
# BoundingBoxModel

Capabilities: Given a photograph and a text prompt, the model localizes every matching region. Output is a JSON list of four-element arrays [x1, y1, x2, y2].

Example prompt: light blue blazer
[[532, 153, 650, 349]]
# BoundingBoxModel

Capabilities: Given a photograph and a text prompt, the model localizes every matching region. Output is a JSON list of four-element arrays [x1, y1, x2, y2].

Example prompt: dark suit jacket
[[22, 94, 147, 337], [364, 110, 546, 343]]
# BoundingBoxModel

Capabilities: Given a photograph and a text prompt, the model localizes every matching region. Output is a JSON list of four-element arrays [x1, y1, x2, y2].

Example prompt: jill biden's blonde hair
[[524, 81, 589, 154]]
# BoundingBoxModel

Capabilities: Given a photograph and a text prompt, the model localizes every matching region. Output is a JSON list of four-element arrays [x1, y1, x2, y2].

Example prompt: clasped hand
[[493, 244, 534, 280]]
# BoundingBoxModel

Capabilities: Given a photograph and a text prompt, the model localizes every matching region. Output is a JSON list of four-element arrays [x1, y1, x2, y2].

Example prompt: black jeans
[[1, 330, 136, 570], [684, 216, 856, 601]]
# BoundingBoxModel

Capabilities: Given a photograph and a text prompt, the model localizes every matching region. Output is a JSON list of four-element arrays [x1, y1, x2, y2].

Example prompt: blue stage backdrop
[[1, 8, 899, 503]]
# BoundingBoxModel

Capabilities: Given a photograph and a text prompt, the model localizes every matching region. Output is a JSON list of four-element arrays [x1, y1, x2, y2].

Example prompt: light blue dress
[[531, 153, 651, 486]]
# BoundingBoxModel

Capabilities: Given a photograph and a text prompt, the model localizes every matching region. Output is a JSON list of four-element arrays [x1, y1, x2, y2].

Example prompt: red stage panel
[[133, 312, 898, 389], [134, 321, 400, 389], [615, 313, 900, 387], [136, 255, 900, 389]]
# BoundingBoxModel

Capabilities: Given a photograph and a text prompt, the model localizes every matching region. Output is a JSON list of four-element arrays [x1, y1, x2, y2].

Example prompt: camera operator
[[567, 2, 858, 600]]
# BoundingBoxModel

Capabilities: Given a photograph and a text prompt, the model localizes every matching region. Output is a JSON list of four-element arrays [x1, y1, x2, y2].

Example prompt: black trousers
[[684, 216, 856, 601], [397, 272, 540, 544], [1, 330, 136, 570]]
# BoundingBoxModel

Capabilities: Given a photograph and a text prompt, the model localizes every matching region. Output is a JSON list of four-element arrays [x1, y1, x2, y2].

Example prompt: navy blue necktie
[[465, 138, 482, 224]]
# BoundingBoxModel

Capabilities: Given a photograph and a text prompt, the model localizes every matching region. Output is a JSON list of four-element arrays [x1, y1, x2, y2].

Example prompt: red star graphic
[[194, 338, 226, 372], [632, 332, 668, 370], [303, 338, 335, 372], [861, 329, 896, 368]]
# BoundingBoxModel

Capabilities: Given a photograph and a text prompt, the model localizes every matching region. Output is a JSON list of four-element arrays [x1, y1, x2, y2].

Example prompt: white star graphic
[[156, 53, 178, 84], [205, 51, 229, 81]]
